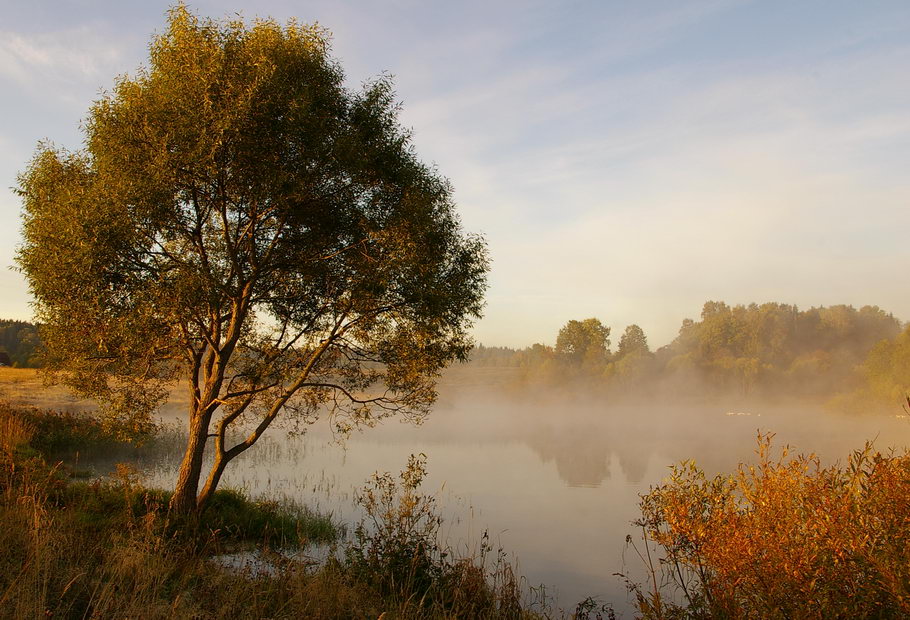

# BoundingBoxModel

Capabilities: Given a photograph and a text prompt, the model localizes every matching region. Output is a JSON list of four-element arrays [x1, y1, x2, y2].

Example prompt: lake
[[112, 383, 910, 616]]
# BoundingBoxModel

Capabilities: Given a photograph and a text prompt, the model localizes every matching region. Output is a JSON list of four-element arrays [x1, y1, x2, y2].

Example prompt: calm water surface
[[120, 387, 910, 615]]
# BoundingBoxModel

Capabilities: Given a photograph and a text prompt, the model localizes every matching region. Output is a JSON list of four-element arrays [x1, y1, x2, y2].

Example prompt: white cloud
[[0, 26, 127, 102]]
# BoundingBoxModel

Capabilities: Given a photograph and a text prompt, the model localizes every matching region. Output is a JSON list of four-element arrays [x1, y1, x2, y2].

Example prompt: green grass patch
[[201, 488, 339, 546]]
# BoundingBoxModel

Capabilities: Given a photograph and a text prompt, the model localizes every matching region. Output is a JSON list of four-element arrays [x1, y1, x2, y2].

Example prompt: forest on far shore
[[5, 301, 909, 410], [470, 301, 910, 410], [0, 320, 40, 367]]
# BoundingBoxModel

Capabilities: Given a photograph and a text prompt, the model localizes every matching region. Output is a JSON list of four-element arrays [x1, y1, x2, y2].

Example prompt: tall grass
[[0, 405, 34, 455]]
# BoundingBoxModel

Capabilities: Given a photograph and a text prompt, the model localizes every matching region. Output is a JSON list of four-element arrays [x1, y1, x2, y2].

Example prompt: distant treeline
[[0, 320, 41, 367], [471, 301, 909, 409]]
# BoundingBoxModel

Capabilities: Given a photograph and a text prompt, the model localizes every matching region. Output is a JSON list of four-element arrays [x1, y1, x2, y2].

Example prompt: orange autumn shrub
[[634, 434, 910, 619]]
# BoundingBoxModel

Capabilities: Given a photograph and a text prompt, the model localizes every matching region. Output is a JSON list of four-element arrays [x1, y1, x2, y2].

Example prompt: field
[[0, 367, 94, 411]]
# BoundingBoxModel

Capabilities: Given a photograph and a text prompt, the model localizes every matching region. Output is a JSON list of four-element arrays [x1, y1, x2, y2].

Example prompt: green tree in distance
[[0, 320, 41, 367], [555, 318, 610, 369], [609, 324, 653, 388], [617, 324, 649, 358], [861, 326, 910, 406], [17, 6, 488, 514]]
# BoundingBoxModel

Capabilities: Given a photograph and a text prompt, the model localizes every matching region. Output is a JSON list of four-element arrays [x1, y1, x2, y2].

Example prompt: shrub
[[346, 453, 527, 618], [629, 434, 910, 619]]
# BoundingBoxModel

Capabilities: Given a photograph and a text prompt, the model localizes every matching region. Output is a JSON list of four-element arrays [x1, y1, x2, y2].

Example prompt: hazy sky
[[1, 1, 908, 348]]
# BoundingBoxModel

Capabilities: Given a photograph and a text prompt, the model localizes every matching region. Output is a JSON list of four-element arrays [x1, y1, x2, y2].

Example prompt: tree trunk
[[169, 408, 211, 514], [197, 454, 226, 510]]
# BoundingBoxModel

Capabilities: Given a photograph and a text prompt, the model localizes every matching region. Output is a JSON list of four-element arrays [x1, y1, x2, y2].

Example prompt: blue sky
[[1, 0, 909, 348]]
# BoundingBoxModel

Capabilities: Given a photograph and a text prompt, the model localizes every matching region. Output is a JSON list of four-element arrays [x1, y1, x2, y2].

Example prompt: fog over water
[[108, 377, 910, 615]]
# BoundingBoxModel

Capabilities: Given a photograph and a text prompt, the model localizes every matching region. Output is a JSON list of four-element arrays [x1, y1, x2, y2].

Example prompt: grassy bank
[[0, 404, 546, 619]]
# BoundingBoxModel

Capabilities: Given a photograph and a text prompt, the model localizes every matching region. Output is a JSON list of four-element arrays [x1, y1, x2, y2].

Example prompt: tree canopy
[[555, 318, 610, 368], [617, 324, 649, 358], [0, 320, 40, 367], [17, 5, 488, 512], [859, 325, 910, 406]]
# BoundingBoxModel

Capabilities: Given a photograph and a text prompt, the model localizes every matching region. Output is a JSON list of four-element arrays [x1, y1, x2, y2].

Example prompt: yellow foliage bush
[[633, 434, 910, 619]]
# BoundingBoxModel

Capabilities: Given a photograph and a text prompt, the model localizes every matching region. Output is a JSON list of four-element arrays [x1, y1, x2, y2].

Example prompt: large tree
[[17, 6, 488, 514]]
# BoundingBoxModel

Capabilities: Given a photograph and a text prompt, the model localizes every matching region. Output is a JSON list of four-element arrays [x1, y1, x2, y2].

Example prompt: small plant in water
[[346, 453, 528, 618], [348, 453, 442, 596], [574, 595, 617, 620]]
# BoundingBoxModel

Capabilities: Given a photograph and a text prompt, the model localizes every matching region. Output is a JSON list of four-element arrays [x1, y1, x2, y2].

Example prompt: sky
[[1, 0, 909, 349]]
